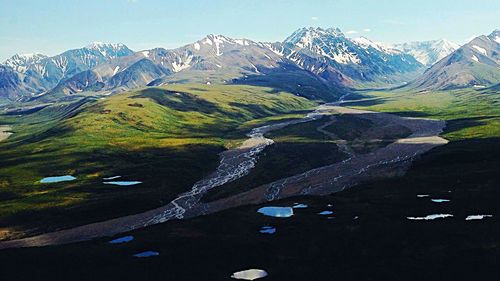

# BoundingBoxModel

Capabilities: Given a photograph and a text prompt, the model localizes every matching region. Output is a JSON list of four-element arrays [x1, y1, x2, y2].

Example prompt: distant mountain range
[[0, 43, 134, 102], [47, 28, 425, 101], [393, 39, 460, 66], [277, 28, 422, 86], [1, 27, 499, 104], [410, 30, 500, 90]]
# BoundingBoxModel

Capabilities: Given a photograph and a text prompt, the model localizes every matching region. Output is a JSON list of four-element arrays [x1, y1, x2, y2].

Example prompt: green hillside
[[346, 87, 500, 140], [0, 84, 315, 238]]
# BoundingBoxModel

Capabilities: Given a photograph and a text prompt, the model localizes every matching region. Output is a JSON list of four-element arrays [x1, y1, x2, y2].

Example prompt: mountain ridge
[[5, 27, 498, 104], [409, 30, 500, 90]]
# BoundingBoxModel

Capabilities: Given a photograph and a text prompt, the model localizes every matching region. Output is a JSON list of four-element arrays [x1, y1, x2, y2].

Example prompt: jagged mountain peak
[[7, 52, 48, 60], [284, 27, 344, 47], [85, 42, 127, 50], [1, 27, 426, 103], [488, 29, 500, 43], [289, 27, 344, 36], [197, 34, 257, 48], [83, 42, 133, 59], [3, 53, 48, 73]]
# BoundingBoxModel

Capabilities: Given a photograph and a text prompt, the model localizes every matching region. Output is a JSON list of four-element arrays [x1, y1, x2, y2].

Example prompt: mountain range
[[45, 28, 424, 102], [410, 30, 500, 90], [0, 43, 134, 102], [393, 39, 460, 66], [1, 27, 499, 104]]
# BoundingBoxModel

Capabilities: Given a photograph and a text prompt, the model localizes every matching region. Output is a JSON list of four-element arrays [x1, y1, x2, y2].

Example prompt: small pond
[[133, 251, 159, 258], [109, 236, 134, 244], [231, 269, 268, 280], [40, 175, 76, 183], [103, 181, 142, 186], [257, 207, 293, 218]]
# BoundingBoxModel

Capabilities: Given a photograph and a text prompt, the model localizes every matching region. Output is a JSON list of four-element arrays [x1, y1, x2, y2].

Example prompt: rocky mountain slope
[[278, 28, 422, 86], [0, 43, 134, 101], [410, 30, 500, 90], [1, 27, 429, 103], [47, 28, 424, 101]]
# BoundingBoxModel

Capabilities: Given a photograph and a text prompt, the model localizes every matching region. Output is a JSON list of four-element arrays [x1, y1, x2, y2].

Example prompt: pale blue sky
[[1, 0, 499, 60]]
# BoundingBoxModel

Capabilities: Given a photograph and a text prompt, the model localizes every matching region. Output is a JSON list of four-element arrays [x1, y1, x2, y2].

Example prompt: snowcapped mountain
[[0, 43, 134, 101], [411, 30, 500, 90], [3, 53, 48, 73], [84, 42, 135, 60], [2, 28, 436, 103], [50, 35, 323, 98], [142, 34, 286, 73], [491, 29, 500, 44], [47, 33, 345, 101], [393, 39, 460, 66], [29, 42, 133, 81], [277, 27, 422, 86]]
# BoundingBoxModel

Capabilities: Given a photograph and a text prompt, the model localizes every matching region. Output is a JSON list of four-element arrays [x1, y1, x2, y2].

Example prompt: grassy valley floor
[[0, 84, 315, 239], [0, 86, 498, 280], [0, 137, 498, 281]]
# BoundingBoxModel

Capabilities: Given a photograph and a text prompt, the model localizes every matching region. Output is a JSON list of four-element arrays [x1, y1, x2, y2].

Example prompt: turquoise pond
[[103, 181, 142, 186], [40, 175, 76, 183], [257, 207, 294, 218]]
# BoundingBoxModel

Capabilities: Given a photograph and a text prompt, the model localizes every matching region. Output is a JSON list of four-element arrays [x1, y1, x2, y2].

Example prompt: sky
[[0, 0, 499, 61]]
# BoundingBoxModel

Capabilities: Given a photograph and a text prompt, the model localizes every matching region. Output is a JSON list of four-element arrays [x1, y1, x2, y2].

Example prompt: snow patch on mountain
[[352, 37, 400, 54], [212, 36, 224, 56], [203, 38, 213, 45], [113, 66, 121, 75], [472, 45, 487, 56], [171, 54, 194, 72]]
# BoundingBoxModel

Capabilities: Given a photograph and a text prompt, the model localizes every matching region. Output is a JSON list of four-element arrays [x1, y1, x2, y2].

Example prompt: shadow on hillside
[[131, 88, 219, 114], [444, 116, 500, 135], [340, 98, 387, 107], [231, 62, 344, 102], [1, 138, 499, 281], [383, 111, 432, 118], [0, 143, 223, 238]]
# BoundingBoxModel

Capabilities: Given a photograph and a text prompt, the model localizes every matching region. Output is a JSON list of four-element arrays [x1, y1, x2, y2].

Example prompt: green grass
[[0, 84, 316, 237], [1, 137, 498, 281], [347, 87, 500, 141]]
